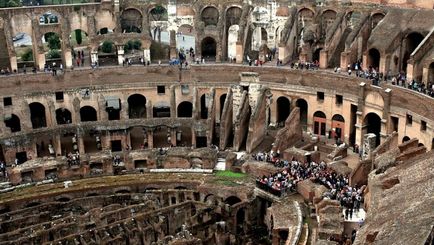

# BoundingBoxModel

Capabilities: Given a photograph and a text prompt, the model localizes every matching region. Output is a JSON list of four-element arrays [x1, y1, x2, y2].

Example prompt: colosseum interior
[[0, 0, 433, 244]]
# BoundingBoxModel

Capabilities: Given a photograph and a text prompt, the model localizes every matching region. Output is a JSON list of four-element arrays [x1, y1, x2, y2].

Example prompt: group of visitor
[[255, 150, 364, 221]]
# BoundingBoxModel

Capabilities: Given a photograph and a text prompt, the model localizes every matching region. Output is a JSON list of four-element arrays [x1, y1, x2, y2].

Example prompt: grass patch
[[215, 170, 247, 178]]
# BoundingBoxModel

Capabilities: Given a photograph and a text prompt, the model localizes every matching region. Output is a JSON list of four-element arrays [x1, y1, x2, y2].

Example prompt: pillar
[[147, 130, 154, 148], [235, 42, 243, 63], [91, 51, 98, 65], [143, 49, 151, 63], [63, 49, 73, 68], [36, 53, 46, 71], [191, 129, 196, 148], [77, 134, 85, 154], [171, 128, 177, 147], [117, 45, 125, 65], [53, 134, 62, 157], [319, 50, 328, 69], [9, 56, 17, 72]]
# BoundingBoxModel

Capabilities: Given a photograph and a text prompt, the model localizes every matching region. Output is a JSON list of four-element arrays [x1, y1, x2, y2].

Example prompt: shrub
[[75, 29, 82, 45], [21, 48, 33, 61], [46, 33, 61, 50], [47, 49, 61, 59], [101, 41, 114, 53]]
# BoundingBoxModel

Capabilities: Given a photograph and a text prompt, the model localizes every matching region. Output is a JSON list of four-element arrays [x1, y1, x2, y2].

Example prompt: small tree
[[46, 33, 61, 50], [101, 41, 113, 53], [21, 48, 33, 61], [47, 49, 61, 59]]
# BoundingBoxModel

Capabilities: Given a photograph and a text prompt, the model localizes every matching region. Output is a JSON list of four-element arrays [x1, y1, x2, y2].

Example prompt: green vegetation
[[124, 40, 142, 52], [150, 5, 168, 21], [21, 48, 33, 61], [215, 170, 247, 178], [46, 33, 61, 50], [101, 41, 114, 53], [0, 0, 21, 8], [47, 49, 61, 59]]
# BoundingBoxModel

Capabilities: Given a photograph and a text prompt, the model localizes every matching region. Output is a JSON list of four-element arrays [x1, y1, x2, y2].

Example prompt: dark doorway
[[349, 104, 357, 146], [153, 106, 171, 118], [128, 94, 147, 119], [200, 94, 208, 119], [196, 136, 207, 148], [312, 48, 322, 62], [201, 37, 217, 60], [111, 140, 122, 152], [296, 99, 308, 130], [313, 111, 327, 136], [368, 48, 380, 69], [80, 106, 97, 122], [276, 96, 290, 126], [236, 208, 245, 234], [402, 136, 410, 143], [4, 114, 21, 132], [55, 108, 72, 125], [16, 151, 27, 164], [220, 94, 227, 119], [402, 32, 424, 72], [177, 102, 193, 117], [29, 102, 47, 129], [363, 112, 382, 146]]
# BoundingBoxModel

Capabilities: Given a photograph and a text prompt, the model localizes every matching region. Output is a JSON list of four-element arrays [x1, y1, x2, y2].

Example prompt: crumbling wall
[[246, 87, 269, 153], [233, 91, 250, 151], [219, 89, 233, 150], [273, 107, 302, 152]]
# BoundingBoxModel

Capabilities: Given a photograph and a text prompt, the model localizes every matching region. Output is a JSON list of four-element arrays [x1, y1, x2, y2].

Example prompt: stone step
[[214, 158, 226, 171]]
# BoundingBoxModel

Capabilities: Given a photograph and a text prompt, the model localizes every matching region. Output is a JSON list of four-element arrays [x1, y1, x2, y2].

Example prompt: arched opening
[[128, 94, 147, 119], [39, 12, 58, 25], [97, 40, 117, 66], [236, 208, 245, 234], [402, 136, 410, 143], [371, 13, 385, 29], [130, 127, 146, 149], [97, 27, 113, 35], [201, 37, 217, 60], [220, 94, 227, 120], [29, 102, 47, 129], [55, 108, 72, 125], [322, 10, 337, 38], [177, 24, 196, 52], [177, 101, 193, 118], [200, 94, 208, 119], [13, 32, 34, 71], [201, 6, 219, 26], [276, 97, 290, 126], [227, 25, 240, 61], [331, 114, 345, 142], [368, 48, 380, 70], [4, 114, 21, 132], [363, 112, 382, 147], [296, 99, 308, 130], [70, 29, 89, 68], [313, 48, 322, 63], [402, 32, 424, 72], [224, 196, 241, 206], [106, 98, 121, 121], [120, 9, 142, 33], [80, 106, 97, 122], [313, 111, 327, 136], [42, 32, 62, 66], [149, 5, 168, 21]]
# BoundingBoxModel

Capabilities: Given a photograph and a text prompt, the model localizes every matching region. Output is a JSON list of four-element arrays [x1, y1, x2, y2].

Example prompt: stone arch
[[296, 99, 308, 129], [276, 96, 291, 126], [201, 37, 217, 60], [201, 6, 219, 26], [200, 94, 208, 119], [402, 136, 410, 143], [177, 24, 196, 52], [55, 108, 72, 125], [371, 12, 385, 29], [29, 102, 47, 129], [80, 106, 97, 122], [313, 111, 327, 136], [368, 48, 380, 70], [176, 6, 195, 16], [128, 94, 147, 119], [322, 10, 336, 37], [149, 5, 168, 21], [298, 8, 315, 25], [224, 196, 241, 206], [363, 112, 382, 147], [225, 6, 242, 26], [402, 32, 424, 72], [13, 32, 34, 67], [4, 114, 21, 133], [331, 114, 345, 141], [177, 101, 193, 118], [42, 32, 62, 61], [120, 8, 143, 33], [39, 11, 59, 25], [204, 194, 218, 206]]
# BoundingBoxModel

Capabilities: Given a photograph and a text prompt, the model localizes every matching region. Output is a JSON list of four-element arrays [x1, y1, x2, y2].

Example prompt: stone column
[[53, 134, 62, 157], [146, 100, 153, 118], [63, 49, 73, 68], [143, 49, 151, 63], [77, 132, 85, 154], [362, 133, 376, 160], [170, 85, 176, 118], [120, 97, 128, 120], [171, 128, 177, 146], [236, 42, 243, 64], [191, 129, 196, 148], [319, 50, 328, 69], [91, 51, 98, 65], [147, 130, 154, 149], [117, 45, 125, 65]]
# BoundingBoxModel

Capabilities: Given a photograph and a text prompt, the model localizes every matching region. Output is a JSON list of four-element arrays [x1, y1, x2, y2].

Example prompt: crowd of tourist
[[255, 150, 364, 221]]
